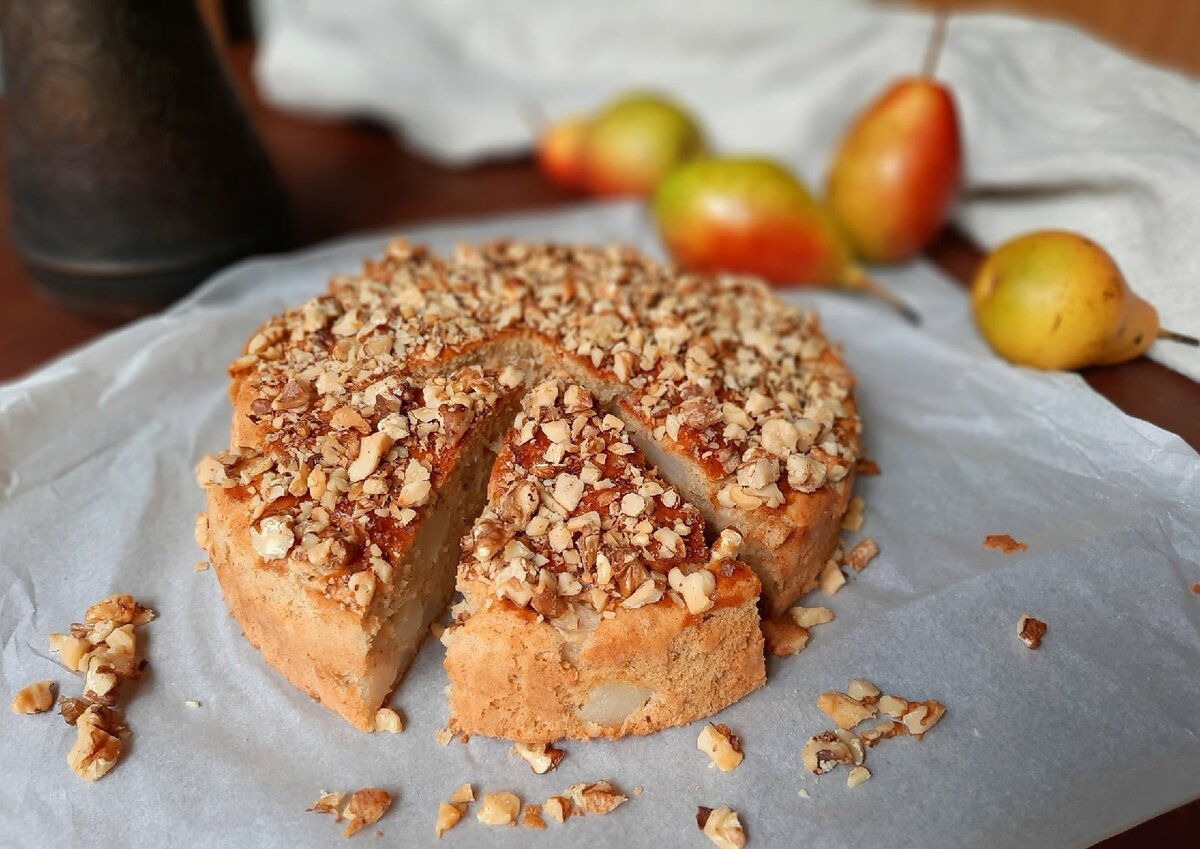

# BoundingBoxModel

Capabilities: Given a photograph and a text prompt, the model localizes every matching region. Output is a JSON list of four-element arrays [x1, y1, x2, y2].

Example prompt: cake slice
[[442, 379, 766, 743], [200, 365, 523, 730]]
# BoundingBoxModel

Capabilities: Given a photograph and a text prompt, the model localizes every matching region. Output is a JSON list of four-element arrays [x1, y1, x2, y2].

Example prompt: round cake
[[196, 240, 860, 733]]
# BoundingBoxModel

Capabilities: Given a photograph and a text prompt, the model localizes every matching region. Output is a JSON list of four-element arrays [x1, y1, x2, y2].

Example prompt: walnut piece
[[448, 784, 474, 804], [374, 707, 404, 733], [698, 805, 747, 849], [846, 766, 872, 788], [85, 594, 155, 626], [565, 780, 628, 815], [11, 680, 55, 714], [477, 791, 521, 826], [802, 731, 854, 775], [818, 559, 846, 595], [342, 788, 392, 837], [1017, 614, 1047, 649], [308, 791, 346, 819], [522, 804, 546, 830], [843, 538, 878, 572], [761, 613, 809, 657], [697, 723, 744, 772], [817, 691, 878, 730], [434, 802, 465, 838], [67, 705, 122, 781], [983, 534, 1027, 553], [790, 606, 834, 628], [543, 796, 571, 823], [841, 496, 865, 532], [511, 741, 565, 774]]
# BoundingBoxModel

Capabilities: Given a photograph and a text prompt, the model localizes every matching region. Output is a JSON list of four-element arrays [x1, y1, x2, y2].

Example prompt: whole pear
[[972, 231, 1166, 370], [536, 116, 591, 190], [581, 92, 706, 196], [826, 77, 962, 263], [654, 157, 918, 320]]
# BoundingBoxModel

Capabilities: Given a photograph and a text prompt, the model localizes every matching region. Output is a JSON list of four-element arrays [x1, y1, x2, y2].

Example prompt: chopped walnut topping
[[818, 559, 846, 595], [698, 723, 744, 772], [843, 538, 878, 571], [511, 741, 565, 774], [67, 705, 123, 781], [762, 612, 810, 657], [203, 241, 860, 638], [523, 804, 547, 830], [536, 797, 567, 825], [1017, 614, 1047, 649], [841, 496, 865, 532], [698, 806, 747, 849], [250, 515, 295, 561], [565, 780, 628, 815], [477, 792, 521, 826], [374, 707, 404, 733], [342, 788, 392, 837], [846, 766, 872, 788], [309, 791, 347, 818], [11, 680, 55, 714], [984, 534, 1027, 553], [817, 691, 878, 730], [435, 802, 464, 838]]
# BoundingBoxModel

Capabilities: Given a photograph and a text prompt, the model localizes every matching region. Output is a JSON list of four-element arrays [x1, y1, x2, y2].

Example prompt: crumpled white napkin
[[253, 0, 1200, 381]]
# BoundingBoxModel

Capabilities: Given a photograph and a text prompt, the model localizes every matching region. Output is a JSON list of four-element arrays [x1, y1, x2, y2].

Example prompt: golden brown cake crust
[[197, 240, 860, 732]]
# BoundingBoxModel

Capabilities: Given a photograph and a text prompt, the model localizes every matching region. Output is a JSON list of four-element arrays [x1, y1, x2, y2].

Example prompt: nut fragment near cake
[[444, 379, 765, 741], [195, 240, 861, 733]]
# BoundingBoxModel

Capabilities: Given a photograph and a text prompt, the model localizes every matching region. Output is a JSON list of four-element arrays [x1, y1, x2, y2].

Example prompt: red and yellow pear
[[581, 92, 707, 197], [536, 115, 591, 190], [972, 230, 1197, 369], [654, 157, 918, 322], [826, 15, 962, 263]]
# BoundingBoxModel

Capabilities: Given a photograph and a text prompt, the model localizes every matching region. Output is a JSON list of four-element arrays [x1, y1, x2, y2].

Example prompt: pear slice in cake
[[443, 379, 766, 744]]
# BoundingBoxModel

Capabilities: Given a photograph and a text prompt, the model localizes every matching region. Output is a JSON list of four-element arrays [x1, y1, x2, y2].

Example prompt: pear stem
[[842, 267, 922, 325], [1157, 327, 1200, 347], [921, 10, 949, 79]]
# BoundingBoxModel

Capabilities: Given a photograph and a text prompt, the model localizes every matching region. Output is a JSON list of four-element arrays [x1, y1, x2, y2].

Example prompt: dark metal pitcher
[[1, 0, 290, 318]]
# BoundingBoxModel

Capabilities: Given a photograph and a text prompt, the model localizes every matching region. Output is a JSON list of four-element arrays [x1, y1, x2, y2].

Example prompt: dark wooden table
[[0, 44, 1194, 845]]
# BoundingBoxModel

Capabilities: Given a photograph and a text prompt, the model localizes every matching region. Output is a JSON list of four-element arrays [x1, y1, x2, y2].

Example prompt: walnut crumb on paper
[[1191, 583, 1199, 595], [448, 784, 474, 804], [762, 612, 810, 657], [477, 792, 520, 826], [434, 727, 454, 746], [818, 559, 846, 595], [841, 496, 865, 532], [855, 458, 881, 476], [843, 538, 878, 572], [308, 791, 346, 819], [342, 788, 392, 837], [846, 766, 871, 788], [511, 741, 565, 774], [697, 806, 747, 849], [543, 796, 571, 823], [984, 534, 1027, 553], [434, 802, 464, 838], [523, 804, 546, 830], [565, 780, 627, 815], [184, 699, 201, 710], [193, 560, 209, 572], [374, 707, 404, 733], [1016, 614, 1047, 649], [11, 680, 55, 714], [698, 723, 744, 772]]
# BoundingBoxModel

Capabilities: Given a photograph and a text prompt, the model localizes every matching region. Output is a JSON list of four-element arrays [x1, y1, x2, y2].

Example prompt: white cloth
[[254, 0, 1200, 380]]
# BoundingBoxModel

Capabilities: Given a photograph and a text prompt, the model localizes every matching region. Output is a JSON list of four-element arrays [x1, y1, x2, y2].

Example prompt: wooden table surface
[[0, 44, 1195, 845]]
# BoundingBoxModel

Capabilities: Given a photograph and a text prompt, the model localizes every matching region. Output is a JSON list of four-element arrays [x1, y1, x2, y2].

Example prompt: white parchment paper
[[2, 203, 1198, 849]]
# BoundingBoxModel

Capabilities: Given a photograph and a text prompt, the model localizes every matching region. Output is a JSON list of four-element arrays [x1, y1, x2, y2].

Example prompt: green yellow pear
[[971, 230, 1196, 370]]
